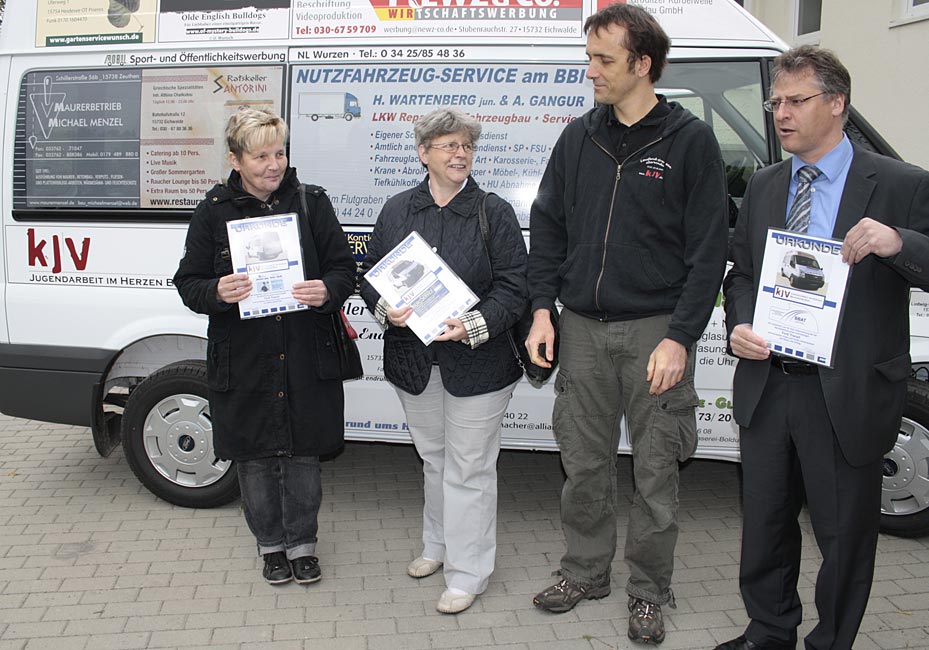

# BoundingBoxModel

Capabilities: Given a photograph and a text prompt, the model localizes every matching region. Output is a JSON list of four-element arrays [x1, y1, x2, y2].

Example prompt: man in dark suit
[[718, 46, 929, 650]]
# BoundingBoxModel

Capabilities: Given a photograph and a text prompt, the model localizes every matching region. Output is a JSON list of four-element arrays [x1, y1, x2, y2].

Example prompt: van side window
[[12, 66, 285, 221], [658, 61, 769, 226]]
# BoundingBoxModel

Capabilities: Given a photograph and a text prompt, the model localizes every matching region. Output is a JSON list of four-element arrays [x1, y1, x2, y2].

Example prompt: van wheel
[[880, 378, 929, 537], [121, 361, 239, 508]]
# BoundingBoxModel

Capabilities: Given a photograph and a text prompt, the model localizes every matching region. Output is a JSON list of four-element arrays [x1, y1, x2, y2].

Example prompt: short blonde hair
[[225, 107, 289, 157]]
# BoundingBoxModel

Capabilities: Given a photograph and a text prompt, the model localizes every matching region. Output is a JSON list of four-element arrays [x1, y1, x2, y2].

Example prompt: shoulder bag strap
[[476, 191, 524, 368]]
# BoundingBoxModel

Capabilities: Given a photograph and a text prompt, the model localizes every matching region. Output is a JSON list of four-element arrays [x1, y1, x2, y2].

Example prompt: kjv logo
[[27, 229, 91, 274]]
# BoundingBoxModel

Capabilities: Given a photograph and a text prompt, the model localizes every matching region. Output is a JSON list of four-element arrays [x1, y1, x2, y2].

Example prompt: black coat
[[174, 168, 356, 461], [360, 177, 527, 396]]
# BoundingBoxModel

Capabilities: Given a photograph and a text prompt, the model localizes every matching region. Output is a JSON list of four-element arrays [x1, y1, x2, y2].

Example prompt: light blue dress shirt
[[787, 134, 854, 239]]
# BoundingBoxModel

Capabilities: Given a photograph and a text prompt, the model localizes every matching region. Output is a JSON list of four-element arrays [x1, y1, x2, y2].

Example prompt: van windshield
[[797, 255, 820, 269]]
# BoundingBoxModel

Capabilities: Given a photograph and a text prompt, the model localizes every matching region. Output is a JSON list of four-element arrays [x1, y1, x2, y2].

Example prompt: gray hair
[[225, 107, 289, 157], [772, 45, 851, 120], [413, 108, 481, 148]]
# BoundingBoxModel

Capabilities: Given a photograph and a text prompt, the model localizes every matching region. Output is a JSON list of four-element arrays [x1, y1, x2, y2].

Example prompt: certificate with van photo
[[752, 228, 851, 367], [226, 213, 307, 320], [364, 231, 478, 346]]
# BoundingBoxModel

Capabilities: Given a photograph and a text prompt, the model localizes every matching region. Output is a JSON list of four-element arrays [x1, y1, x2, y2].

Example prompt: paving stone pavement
[[0, 411, 927, 650]]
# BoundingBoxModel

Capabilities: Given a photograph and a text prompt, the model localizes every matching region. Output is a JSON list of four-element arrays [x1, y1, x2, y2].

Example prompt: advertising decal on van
[[4, 0, 928, 535]]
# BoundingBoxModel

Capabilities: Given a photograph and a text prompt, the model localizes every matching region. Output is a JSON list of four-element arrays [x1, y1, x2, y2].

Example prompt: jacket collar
[[584, 98, 697, 143], [831, 143, 876, 240], [208, 167, 300, 205], [410, 175, 482, 218]]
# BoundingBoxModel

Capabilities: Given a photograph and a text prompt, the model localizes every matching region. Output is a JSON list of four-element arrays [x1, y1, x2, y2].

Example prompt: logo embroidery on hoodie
[[639, 156, 671, 180]]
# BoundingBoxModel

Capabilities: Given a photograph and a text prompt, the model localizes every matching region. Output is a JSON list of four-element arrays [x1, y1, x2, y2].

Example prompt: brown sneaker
[[628, 597, 665, 644], [532, 573, 611, 613]]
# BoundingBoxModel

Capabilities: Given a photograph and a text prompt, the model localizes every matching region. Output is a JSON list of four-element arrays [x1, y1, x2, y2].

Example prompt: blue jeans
[[236, 456, 321, 559]]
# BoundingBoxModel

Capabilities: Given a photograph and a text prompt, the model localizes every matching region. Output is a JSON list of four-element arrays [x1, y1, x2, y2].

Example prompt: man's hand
[[525, 308, 555, 368], [730, 323, 770, 361], [842, 217, 903, 264], [646, 338, 687, 396], [292, 279, 330, 307]]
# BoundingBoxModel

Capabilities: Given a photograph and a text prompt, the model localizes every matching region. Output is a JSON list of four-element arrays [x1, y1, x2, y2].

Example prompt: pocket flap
[[658, 380, 700, 412], [874, 352, 911, 383]]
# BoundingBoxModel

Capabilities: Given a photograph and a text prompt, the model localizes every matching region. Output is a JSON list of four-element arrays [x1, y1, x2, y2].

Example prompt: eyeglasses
[[763, 92, 827, 112], [427, 142, 474, 154]]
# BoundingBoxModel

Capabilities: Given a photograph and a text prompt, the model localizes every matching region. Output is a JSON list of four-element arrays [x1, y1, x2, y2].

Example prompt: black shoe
[[291, 555, 321, 585], [262, 551, 293, 585], [714, 635, 789, 650]]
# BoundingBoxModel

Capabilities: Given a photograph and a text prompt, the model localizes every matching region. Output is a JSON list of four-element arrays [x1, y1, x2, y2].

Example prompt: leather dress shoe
[[713, 635, 792, 650]]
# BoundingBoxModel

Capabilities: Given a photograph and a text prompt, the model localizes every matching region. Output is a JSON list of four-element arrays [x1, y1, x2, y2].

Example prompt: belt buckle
[[773, 356, 794, 373], [774, 356, 813, 375]]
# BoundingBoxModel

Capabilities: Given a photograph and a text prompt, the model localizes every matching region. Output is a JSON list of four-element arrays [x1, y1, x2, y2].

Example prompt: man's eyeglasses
[[428, 142, 475, 154], [763, 92, 827, 112]]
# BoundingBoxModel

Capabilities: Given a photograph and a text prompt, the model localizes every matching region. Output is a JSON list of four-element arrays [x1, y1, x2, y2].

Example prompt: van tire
[[121, 361, 239, 509], [880, 378, 929, 537]]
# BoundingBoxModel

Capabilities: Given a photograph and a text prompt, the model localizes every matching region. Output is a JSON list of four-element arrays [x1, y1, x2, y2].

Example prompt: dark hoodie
[[528, 99, 728, 349]]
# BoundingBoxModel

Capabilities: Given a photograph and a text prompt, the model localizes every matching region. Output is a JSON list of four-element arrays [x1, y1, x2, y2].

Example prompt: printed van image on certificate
[[751, 228, 851, 367], [226, 213, 307, 320], [363, 231, 478, 346]]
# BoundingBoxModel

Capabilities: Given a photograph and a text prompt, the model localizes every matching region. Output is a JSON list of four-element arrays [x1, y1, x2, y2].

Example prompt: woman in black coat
[[174, 108, 355, 587], [360, 108, 528, 614]]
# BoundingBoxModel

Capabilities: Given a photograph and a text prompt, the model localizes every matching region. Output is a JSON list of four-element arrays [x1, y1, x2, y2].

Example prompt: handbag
[[332, 309, 364, 381], [298, 184, 364, 382], [477, 193, 559, 388]]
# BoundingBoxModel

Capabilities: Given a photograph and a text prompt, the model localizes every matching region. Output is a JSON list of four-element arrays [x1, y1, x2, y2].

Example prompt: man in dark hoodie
[[526, 4, 727, 645]]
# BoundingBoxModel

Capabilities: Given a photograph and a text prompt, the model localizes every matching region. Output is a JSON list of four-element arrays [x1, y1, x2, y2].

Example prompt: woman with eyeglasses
[[360, 108, 528, 614]]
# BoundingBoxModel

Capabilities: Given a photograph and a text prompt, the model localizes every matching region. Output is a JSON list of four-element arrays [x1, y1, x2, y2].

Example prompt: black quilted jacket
[[360, 176, 527, 396]]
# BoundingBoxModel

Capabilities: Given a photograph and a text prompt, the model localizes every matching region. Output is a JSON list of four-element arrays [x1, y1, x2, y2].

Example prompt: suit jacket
[[724, 144, 929, 466]]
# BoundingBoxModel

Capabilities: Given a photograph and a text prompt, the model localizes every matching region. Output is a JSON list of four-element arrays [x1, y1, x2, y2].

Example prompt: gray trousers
[[395, 367, 518, 594], [553, 310, 698, 605]]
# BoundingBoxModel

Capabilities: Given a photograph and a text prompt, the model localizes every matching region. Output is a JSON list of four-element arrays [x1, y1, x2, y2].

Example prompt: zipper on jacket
[[590, 135, 663, 315]]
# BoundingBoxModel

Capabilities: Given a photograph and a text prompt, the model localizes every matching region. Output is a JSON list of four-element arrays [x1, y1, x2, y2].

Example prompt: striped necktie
[[785, 165, 822, 233]]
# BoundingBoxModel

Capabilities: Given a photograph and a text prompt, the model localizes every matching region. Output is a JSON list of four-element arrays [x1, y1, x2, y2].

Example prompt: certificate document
[[364, 231, 478, 345], [226, 213, 307, 320], [752, 228, 851, 367]]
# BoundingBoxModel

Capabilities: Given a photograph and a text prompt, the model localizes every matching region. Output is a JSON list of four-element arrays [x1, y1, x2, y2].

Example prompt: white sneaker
[[437, 589, 476, 614], [407, 556, 443, 578]]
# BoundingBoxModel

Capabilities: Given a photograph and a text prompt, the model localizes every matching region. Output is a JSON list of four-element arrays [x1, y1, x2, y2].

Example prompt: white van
[[1, 0, 928, 537], [781, 251, 826, 291]]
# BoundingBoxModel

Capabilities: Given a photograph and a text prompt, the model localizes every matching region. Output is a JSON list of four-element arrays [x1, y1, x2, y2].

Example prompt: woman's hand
[[216, 273, 252, 303], [386, 305, 413, 327], [433, 318, 467, 342], [292, 279, 330, 307]]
